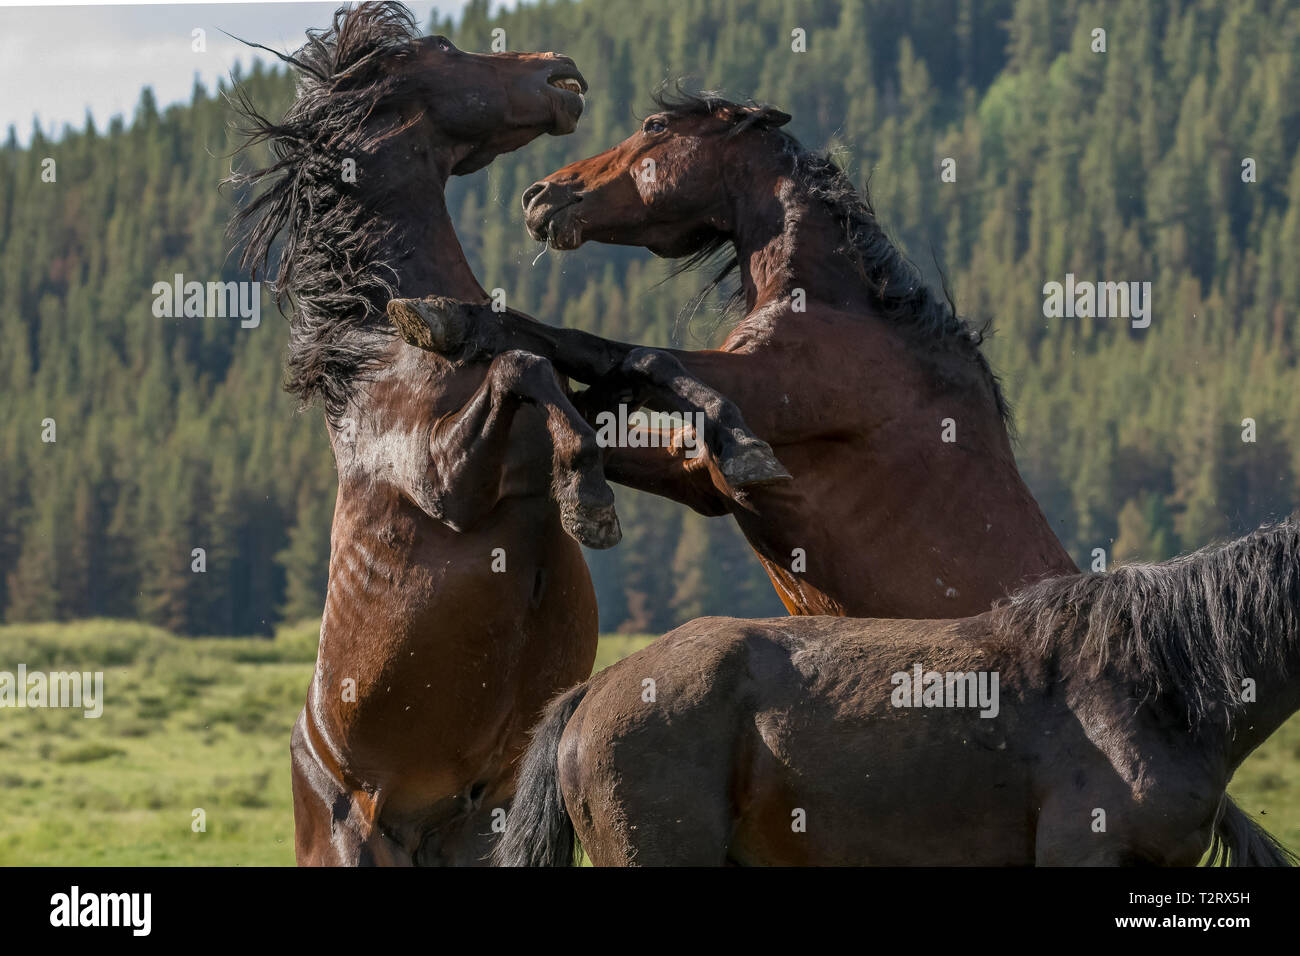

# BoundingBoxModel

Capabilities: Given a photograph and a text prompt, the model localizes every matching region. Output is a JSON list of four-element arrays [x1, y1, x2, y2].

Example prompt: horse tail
[[493, 682, 589, 867], [1207, 795, 1298, 866]]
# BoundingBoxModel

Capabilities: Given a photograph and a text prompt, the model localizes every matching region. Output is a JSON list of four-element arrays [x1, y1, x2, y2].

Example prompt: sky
[[0, 0, 513, 143]]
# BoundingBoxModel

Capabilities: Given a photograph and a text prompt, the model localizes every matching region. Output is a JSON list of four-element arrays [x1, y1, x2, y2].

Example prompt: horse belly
[[733, 712, 1037, 865]]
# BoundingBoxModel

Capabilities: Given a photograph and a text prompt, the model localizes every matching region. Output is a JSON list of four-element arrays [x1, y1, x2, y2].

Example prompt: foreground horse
[[392, 91, 1077, 619], [229, 5, 774, 865], [500, 519, 1300, 866]]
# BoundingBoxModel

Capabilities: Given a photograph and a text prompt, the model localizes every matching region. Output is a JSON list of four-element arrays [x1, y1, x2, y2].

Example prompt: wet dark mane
[[655, 89, 1008, 423], [997, 517, 1300, 728], [225, 2, 423, 422]]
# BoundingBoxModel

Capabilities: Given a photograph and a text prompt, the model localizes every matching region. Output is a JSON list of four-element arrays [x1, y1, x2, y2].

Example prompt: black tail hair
[[1207, 796, 1297, 866], [493, 683, 588, 866]]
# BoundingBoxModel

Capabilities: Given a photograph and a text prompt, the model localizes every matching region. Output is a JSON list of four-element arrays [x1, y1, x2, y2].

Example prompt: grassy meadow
[[0, 620, 655, 865], [0, 619, 1296, 865]]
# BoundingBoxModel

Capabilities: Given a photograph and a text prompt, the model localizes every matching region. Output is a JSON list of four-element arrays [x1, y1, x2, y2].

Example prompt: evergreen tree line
[[1, 0, 1297, 634]]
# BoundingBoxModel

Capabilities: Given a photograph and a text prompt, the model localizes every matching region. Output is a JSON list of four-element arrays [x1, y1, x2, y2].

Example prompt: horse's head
[[236, 4, 587, 183], [403, 34, 588, 175], [522, 92, 790, 257], [228, 2, 589, 422]]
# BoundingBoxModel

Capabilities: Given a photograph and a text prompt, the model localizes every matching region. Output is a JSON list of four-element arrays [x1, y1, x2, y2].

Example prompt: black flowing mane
[[998, 517, 1300, 728], [654, 89, 1008, 423], [226, 1, 424, 423]]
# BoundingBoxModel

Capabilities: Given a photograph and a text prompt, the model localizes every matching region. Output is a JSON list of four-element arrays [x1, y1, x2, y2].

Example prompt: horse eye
[[645, 118, 667, 134]]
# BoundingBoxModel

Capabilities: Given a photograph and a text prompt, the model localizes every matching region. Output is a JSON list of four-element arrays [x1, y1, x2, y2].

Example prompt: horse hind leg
[[560, 724, 733, 866], [570, 770, 733, 867]]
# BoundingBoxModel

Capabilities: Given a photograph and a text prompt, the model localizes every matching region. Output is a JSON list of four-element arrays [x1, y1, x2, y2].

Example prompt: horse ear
[[720, 103, 792, 130], [757, 107, 792, 129]]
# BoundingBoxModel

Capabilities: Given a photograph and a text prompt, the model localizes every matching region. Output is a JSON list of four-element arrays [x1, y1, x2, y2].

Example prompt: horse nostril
[[522, 182, 547, 212]]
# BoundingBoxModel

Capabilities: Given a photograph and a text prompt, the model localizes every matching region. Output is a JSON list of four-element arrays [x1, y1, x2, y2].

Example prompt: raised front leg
[[388, 299, 620, 549], [386, 296, 790, 493]]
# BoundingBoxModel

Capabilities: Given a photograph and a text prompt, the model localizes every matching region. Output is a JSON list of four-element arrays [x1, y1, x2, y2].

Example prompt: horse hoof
[[719, 439, 792, 490], [386, 296, 468, 355], [561, 502, 622, 550]]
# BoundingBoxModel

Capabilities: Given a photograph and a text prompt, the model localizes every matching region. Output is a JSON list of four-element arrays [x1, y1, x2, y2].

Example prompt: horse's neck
[[329, 166, 484, 492], [728, 172, 1076, 581], [731, 176, 855, 314], [391, 169, 487, 303]]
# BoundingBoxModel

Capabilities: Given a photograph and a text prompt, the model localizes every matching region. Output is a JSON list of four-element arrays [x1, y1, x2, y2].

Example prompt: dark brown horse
[[228, 6, 776, 865], [499, 519, 1300, 866], [391, 91, 1077, 620]]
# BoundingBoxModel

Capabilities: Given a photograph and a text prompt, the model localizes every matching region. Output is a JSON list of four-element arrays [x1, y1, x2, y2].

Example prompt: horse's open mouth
[[545, 69, 587, 133], [548, 77, 586, 95], [547, 71, 587, 107]]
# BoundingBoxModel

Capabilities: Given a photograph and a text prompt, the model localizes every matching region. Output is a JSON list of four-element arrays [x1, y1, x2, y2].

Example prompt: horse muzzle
[[522, 182, 584, 249]]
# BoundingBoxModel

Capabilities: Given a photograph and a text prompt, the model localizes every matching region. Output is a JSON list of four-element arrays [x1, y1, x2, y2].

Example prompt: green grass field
[[0, 619, 1296, 865]]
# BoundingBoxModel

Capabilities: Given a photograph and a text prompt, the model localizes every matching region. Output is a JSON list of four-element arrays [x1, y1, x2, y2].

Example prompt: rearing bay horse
[[390, 92, 1276, 861], [392, 91, 1078, 620], [501, 519, 1300, 866], [229, 7, 777, 865]]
